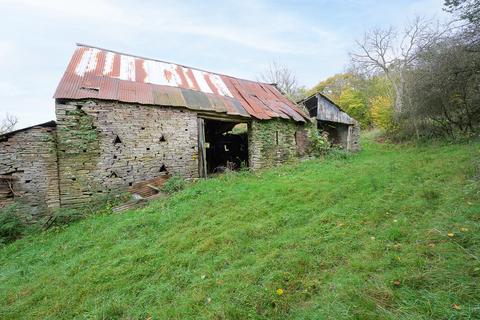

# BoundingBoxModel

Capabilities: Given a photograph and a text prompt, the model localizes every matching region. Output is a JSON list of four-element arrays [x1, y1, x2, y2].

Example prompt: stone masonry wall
[[0, 125, 60, 222], [56, 100, 199, 208], [348, 121, 361, 152], [248, 119, 303, 170], [0, 99, 332, 219]]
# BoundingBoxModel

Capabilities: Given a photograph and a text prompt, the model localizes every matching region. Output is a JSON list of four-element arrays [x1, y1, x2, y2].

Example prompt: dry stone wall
[[249, 119, 306, 170], [348, 121, 361, 152], [1, 98, 348, 219], [0, 124, 59, 222], [55, 100, 199, 208]]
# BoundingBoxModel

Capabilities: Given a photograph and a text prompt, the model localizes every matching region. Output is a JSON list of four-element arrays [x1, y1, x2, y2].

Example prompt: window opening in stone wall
[[275, 131, 279, 145], [159, 134, 166, 142], [202, 119, 249, 175]]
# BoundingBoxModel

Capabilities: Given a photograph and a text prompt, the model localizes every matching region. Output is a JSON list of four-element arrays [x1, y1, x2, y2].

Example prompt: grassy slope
[[1, 136, 479, 319]]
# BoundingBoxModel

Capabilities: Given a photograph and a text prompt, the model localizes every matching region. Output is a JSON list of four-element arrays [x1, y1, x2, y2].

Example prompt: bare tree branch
[[0, 114, 18, 134], [259, 61, 299, 99], [350, 16, 445, 115]]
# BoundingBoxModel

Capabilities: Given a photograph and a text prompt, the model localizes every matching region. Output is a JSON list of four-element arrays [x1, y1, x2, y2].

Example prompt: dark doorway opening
[[201, 119, 248, 175], [318, 121, 350, 149]]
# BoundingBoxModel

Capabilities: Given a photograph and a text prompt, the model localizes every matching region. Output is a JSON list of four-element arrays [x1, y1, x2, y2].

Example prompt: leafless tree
[[259, 61, 303, 101], [0, 114, 18, 134], [444, 0, 480, 46], [351, 17, 445, 115]]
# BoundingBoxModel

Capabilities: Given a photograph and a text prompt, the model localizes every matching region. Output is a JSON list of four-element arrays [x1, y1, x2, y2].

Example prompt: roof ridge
[[299, 91, 349, 114], [76, 43, 275, 86], [0, 121, 56, 138]]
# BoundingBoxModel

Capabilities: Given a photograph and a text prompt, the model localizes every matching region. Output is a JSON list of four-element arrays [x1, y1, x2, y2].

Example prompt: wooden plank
[[316, 94, 354, 125], [128, 175, 169, 198], [198, 118, 208, 178], [147, 184, 160, 192], [0, 175, 17, 180]]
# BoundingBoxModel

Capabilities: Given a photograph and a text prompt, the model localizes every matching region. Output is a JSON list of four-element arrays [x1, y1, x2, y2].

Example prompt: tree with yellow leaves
[[370, 95, 395, 131]]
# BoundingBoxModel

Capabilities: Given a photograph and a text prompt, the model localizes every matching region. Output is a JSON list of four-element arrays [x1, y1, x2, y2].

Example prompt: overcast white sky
[[0, 0, 448, 129]]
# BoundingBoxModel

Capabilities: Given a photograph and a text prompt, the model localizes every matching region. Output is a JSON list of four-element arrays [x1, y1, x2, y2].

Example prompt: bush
[[161, 175, 187, 194], [309, 131, 332, 157], [398, 38, 480, 140], [49, 208, 85, 226], [0, 205, 26, 244], [48, 192, 130, 228], [326, 148, 353, 160]]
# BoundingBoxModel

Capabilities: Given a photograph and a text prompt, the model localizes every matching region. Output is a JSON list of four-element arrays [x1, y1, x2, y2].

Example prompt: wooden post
[[198, 118, 207, 178]]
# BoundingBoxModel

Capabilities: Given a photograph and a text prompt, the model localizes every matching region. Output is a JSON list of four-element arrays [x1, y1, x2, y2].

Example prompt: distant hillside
[[1, 134, 479, 319]]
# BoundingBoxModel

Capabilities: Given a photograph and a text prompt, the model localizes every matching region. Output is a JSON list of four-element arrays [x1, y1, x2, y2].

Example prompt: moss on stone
[[249, 119, 300, 169]]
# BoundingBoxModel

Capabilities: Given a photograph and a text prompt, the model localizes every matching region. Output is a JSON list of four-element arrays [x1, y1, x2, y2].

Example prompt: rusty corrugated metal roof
[[54, 44, 308, 122]]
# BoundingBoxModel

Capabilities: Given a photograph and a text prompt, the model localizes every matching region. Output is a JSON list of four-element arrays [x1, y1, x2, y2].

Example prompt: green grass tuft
[[1, 135, 479, 319]]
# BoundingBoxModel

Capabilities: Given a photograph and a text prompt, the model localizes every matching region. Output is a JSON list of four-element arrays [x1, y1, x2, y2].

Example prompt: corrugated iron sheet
[[54, 45, 308, 122]]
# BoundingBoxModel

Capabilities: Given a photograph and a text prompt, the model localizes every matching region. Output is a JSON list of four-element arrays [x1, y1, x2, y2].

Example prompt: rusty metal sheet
[[152, 85, 185, 107], [118, 81, 137, 103], [181, 89, 211, 111], [220, 76, 261, 118], [206, 95, 229, 114], [133, 82, 153, 105], [54, 44, 309, 122], [223, 97, 250, 117], [223, 77, 272, 119], [263, 84, 308, 119], [99, 77, 120, 101], [251, 96, 289, 120]]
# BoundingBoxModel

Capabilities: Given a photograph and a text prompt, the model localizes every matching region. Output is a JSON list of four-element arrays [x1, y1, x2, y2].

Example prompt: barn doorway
[[318, 121, 351, 149], [198, 118, 248, 177]]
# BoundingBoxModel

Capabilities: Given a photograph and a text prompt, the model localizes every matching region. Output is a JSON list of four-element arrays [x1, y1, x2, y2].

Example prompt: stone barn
[[300, 92, 360, 151], [1, 45, 361, 221], [0, 44, 315, 219]]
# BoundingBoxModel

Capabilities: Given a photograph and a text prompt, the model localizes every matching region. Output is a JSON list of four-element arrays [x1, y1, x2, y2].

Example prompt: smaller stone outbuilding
[[300, 92, 360, 152], [0, 121, 60, 221]]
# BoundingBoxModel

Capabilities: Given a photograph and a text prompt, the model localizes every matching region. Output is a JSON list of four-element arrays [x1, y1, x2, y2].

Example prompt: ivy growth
[[60, 107, 99, 153], [251, 119, 298, 167]]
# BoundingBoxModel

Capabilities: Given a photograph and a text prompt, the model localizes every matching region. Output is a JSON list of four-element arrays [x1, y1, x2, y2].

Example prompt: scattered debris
[[112, 174, 170, 213], [128, 174, 170, 198]]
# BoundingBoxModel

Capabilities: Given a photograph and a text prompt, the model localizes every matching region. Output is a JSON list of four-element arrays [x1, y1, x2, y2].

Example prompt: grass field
[[1, 134, 479, 319]]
